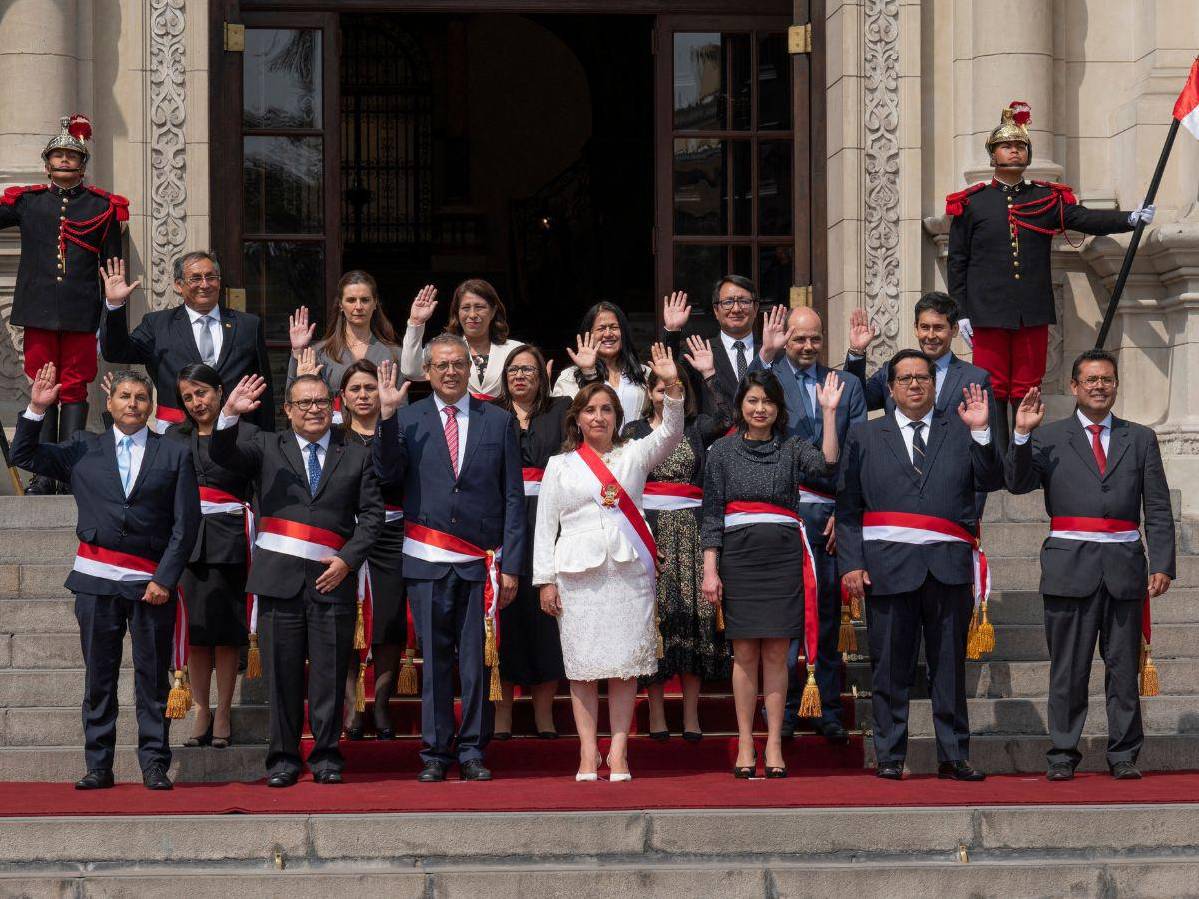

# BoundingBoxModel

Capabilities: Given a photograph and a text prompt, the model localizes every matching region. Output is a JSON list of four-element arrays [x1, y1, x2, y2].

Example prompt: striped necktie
[[910, 421, 926, 476]]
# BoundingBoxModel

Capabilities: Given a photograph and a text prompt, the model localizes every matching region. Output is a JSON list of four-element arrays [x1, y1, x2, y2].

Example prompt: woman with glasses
[[552, 301, 651, 424], [401, 278, 524, 400], [491, 345, 570, 740]]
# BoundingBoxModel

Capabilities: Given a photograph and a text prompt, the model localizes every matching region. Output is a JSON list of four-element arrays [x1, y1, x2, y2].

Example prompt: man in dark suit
[[99, 251, 275, 431], [211, 373, 383, 787], [374, 337, 525, 782], [1006, 350, 1175, 781], [748, 305, 866, 742], [837, 349, 1004, 781], [11, 365, 199, 791]]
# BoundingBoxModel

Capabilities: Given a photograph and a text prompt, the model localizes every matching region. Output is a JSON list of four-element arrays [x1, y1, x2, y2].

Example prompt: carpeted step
[[888, 733, 1199, 774]]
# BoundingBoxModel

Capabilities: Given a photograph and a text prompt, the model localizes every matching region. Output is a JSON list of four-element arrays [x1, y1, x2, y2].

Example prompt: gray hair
[[422, 333, 470, 369], [173, 251, 221, 283], [109, 369, 154, 397]]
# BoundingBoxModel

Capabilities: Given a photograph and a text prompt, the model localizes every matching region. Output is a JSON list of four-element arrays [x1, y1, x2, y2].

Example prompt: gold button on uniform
[[1014, 274, 1021, 280]]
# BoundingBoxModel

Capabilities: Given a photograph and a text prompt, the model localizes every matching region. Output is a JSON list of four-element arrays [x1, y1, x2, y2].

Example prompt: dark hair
[[110, 369, 154, 398], [286, 374, 332, 403], [1071, 349, 1118, 382], [496, 344, 552, 417], [337, 358, 380, 431], [561, 382, 626, 452], [445, 278, 511, 344], [574, 301, 646, 388], [913, 291, 960, 326], [711, 274, 757, 306], [174, 363, 223, 433], [321, 270, 400, 364], [886, 349, 935, 383], [733, 370, 788, 441], [640, 366, 696, 421]]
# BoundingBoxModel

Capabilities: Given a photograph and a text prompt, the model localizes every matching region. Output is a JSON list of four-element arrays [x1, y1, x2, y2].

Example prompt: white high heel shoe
[[576, 755, 602, 782], [606, 755, 633, 782]]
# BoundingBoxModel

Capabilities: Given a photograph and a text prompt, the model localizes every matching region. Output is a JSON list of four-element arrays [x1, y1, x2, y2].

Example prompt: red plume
[[67, 114, 92, 142], [1008, 101, 1031, 127]]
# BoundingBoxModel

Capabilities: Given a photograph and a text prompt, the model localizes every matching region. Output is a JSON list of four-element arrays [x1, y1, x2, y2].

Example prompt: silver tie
[[197, 314, 216, 364]]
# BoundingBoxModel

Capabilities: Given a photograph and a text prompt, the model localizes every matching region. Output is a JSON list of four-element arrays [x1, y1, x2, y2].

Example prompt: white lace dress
[[533, 394, 684, 681]]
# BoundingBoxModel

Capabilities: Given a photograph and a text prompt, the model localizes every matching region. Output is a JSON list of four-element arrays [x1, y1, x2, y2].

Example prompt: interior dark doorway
[[339, 12, 655, 363]]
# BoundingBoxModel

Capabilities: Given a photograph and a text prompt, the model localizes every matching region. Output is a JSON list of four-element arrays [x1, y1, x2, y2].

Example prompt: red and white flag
[[1174, 57, 1199, 140]]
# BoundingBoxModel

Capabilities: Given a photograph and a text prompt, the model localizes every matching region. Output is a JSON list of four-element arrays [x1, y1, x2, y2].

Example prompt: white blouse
[[399, 321, 523, 398], [532, 393, 684, 586], [551, 363, 652, 424]]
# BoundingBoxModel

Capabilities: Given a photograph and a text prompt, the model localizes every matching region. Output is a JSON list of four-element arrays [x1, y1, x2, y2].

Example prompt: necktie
[[306, 443, 322, 496], [197, 314, 216, 364], [797, 368, 816, 421], [732, 340, 748, 381], [443, 405, 460, 475], [117, 436, 134, 495], [1087, 423, 1107, 475], [910, 421, 927, 476]]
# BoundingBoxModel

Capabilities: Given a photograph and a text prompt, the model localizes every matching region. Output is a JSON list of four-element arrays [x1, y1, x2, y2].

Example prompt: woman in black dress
[[167, 363, 256, 749], [621, 334, 733, 741], [492, 344, 568, 739], [337, 359, 409, 740], [701, 370, 842, 777]]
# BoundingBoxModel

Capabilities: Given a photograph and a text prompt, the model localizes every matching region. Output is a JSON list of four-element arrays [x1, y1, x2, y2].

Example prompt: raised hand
[[566, 332, 598, 374], [681, 334, 716, 379], [957, 383, 991, 431], [100, 257, 141, 307], [661, 290, 691, 331], [223, 374, 267, 417], [816, 371, 844, 412], [376, 359, 410, 420], [408, 284, 438, 326], [759, 303, 789, 363], [99, 371, 115, 397], [1013, 386, 1045, 436], [28, 362, 61, 413], [848, 307, 877, 354], [288, 306, 316, 352], [648, 342, 679, 385], [295, 346, 324, 378]]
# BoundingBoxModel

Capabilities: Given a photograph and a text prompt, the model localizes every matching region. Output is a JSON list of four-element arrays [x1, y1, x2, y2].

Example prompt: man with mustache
[[0, 114, 129, 494]]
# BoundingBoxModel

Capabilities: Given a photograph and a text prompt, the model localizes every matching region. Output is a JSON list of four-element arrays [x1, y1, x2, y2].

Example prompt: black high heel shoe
[[732, 749, 757, 779], [649, 730, 670, 742], [184, 718, 213, 748]]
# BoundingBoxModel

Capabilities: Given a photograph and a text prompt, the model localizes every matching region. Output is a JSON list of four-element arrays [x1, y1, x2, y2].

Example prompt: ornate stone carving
[[862, 0, 901, 366], [0, 235, 26, 405], [148, 0, 187, 309]]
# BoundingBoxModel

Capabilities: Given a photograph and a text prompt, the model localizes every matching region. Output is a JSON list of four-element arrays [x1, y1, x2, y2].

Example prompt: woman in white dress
[[551, 301, 651, 424], [535, 343, 685, 781]]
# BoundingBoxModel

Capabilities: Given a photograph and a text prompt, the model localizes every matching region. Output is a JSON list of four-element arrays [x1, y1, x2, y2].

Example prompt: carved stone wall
[[148, 0, 188, 310]]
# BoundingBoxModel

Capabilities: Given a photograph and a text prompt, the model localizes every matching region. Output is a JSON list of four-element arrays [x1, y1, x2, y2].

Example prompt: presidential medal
[[600, 483, 620, 508]]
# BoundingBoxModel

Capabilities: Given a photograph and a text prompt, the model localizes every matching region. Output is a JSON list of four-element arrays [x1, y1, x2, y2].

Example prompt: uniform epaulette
[[944, 182, 987, 217], [0, 184, 49, 207], [85, 185, 130, 222], [1032, 180, 1077, 206]]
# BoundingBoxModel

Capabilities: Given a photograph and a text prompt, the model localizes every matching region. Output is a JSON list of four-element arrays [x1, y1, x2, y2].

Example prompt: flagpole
[[1094, 117, 1181, 350]]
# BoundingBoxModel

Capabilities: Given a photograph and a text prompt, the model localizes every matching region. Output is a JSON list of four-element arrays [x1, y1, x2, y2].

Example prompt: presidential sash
[[522, 467, 544, 497], [572, 442, 657, 580]]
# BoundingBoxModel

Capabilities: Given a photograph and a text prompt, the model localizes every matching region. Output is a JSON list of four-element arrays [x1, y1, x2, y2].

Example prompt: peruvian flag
[[1174, 58, 1199, 140]]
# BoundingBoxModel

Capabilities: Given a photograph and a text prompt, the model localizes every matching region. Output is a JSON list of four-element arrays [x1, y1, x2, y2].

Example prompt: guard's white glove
[[1128, 203, 1156, 227], [958, 317, 974, 349]]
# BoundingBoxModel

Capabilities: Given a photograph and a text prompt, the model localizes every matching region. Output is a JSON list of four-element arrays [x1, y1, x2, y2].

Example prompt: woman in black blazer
[[491, 344, 568, 739]]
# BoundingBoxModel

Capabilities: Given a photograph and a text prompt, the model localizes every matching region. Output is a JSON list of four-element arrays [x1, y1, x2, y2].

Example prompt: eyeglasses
[[591, 324, 621, 335], [288, 398, 332, 411], [507, 365, 539, 377], [715, 297, 756, 310], [894, 374, 933, 386], [429, 360, 469, 373], [183, 274, 221, 286], [1078, 376, 1117, 388]]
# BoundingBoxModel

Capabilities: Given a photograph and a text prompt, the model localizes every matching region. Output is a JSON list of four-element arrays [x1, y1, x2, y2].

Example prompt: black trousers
[[784, 534, 842, 726], [407, 570, 493, 766], [866, 575, 973, 765], [1044, 586, 1143, 768], [74, 592, 176, 773], [258, 592, 356, 777]]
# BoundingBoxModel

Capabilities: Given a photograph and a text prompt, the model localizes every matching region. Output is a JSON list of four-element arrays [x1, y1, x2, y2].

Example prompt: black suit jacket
[[845, 352, 998, 419], [836, 411, 1004, 594], [1004, 414, 1175, 599], [661, 328, 747, 419], [209, 422, 383, 603], [11, 415, 200, 599], [100, 304, 275, 430]]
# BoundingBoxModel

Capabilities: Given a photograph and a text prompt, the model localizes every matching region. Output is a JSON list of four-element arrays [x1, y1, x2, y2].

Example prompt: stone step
[[0, 705, 272, 747], [985, 554, 1199, 589], [0, 528, 78, 563], [0, 744, 267, 782], [982, 588, 1199, 625], [0, 667, 271, 707], [890, 733, 1199, 774]]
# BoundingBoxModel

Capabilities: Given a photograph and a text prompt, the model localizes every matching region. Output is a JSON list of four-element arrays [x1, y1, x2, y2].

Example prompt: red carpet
[[2, 771, 1197, 817]]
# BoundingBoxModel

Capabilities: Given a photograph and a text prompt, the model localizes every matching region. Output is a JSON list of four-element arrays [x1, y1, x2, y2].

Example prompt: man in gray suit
[[1006, 349, 1175, 781]]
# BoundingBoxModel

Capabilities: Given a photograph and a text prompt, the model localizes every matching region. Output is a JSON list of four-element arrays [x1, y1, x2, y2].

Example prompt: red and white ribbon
[[796, 484, 835, 505], [254, 516, 346, 562], [522, 467, 544, 497], [862, 511, 991, 605], [1049, 516, 1140, 543], [72, 542, 157, 584], [172, 590, 189, 670], [151, 403, 186, 435], [571, 443, 657, 580], [403, 522, 502, 627], [471, 391, 495, 402], [198, 486, 258, 635], [643, 481, 703, 511]]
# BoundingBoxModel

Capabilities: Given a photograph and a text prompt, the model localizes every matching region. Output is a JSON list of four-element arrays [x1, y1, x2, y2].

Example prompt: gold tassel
[[715, 602, 725, 632], [838, 606, 857, 653], [245, 633, 262, 680], [965, 608, 981, 660], [397, 648, 418, 695], [181, 666, 193, 711], [976, 600, 995, 655], [354, 662, 366, 713], [1140, 640, 1160, 697], [849, 594, 863, 621], [165, 668, 190, 719], [655, 615, 665, 660], [797, 667, 822, 719], [484, 617, 499, 667], [489, 660, 502, 702], [353, 600, 366, 651]]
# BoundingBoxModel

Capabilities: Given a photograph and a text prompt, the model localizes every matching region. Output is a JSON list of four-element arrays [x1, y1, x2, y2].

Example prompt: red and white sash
[[796, 484, 835, 506], [172, 591, 189, 671], [254, 517, 346, 561], [522, 467, 544, 497], [72, 542, 158, 583], [471, 391, 495, 402], [199, 486, 258, 634], [862, 511, 991, 604], [1048, 516, 1140, 543], [151, 403, 186, 435], [643, 481, 703, 511], [571, 443, 657, 580], [403, 523, 502, 632]]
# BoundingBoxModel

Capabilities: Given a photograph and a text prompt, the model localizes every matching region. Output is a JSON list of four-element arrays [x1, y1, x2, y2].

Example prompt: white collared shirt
[[295, 429, 332, 487], [185, 304, 223, 363], [893, 406, 990, 464], [933, 352, 952, 400], [1075, 409, 1112, 455], [720, 330, 755, 377], [433, 392, 471, 475], [113, 425, 150, 489]]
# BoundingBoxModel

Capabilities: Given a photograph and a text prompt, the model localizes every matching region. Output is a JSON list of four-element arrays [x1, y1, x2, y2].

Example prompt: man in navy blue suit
[[374, 337, 525, 782], [11, 364, 199, 791], [749, 305, 866, 743]]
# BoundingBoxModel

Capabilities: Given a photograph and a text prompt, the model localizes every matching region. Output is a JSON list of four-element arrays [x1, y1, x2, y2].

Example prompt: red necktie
[[1087, 423, 1106, 475], [443, 405, 460, 474]]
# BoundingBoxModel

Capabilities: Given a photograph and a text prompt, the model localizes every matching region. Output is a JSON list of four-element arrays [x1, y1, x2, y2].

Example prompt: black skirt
[[179, 562, 249, 648], [718, 524, 805, 640], [499, 576, 565, 686], [366, 522, 406, 647]]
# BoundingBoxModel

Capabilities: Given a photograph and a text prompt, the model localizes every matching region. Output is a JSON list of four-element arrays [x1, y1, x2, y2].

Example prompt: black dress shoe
[[938, 760, 986, 782], [1046, 763, 1075, 782], [314, 770, 343, 785], [648, 730, 670, 742], [491, 731, 512, 742], [460, 759, 493, 781], [417, 761, 448, 783], [345, 726, 365, 741], [142, 765, 173, 791], [682, 731, 703, 744], [817, 721, 849, 745], [267, 771, 298, 788], [537, 731, 559, 740], [876, 764, 903, 780], [1110, 761, 1143, 780], [75, 769, 114, 790], [375, 728, 396, 741], [780, 721, 796, 740]]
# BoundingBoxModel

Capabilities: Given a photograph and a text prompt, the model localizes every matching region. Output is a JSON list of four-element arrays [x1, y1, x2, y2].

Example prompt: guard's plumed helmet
[[986, 100, 1032, 163], [42, 114, 92, 164]]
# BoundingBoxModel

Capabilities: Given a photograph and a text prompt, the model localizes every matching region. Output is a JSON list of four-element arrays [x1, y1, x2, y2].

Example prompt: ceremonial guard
[[946, 101, 1153, 447], [0, 115, 128, 493]]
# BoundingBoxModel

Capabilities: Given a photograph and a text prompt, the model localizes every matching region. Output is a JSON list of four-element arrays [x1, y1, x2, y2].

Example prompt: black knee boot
[[25, 405, 59, 495], [55, 402, 89, 494], [990, 396, 1011, 453]]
